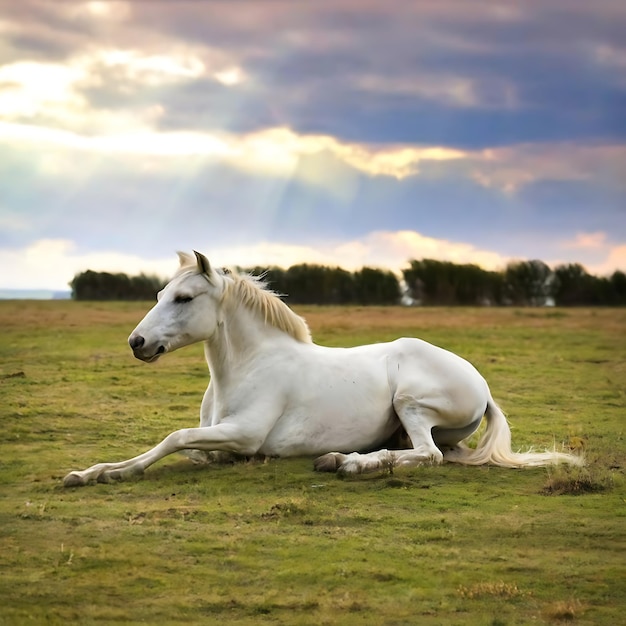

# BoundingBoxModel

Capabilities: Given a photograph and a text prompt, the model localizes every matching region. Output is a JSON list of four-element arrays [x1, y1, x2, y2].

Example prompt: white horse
[[63, 251, 582, 487]]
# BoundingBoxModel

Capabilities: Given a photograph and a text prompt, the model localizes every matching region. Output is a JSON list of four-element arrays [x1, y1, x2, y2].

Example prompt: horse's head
[[128, 251, 227, 362]]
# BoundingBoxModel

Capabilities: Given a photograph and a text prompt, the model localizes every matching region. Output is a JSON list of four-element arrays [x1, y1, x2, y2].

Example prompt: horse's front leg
[[183, 385, 238, 465], [199, 382, 215, 427], [63, 422, 263, 487], [183, 383, 224, 464]]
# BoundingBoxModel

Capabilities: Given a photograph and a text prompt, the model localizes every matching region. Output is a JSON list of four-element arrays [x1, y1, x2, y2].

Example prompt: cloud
[[467, 144, 626, 194], [206, 230, 512, 273], [2, 120, 624, 274], [553, 231, 626, 276], [0, 60, 87, 120], [514, 230, 624, 277], [61, 1, 131, 21], [8, 113, 625, 198], [0, 239, 175, 291], [0, 45, 240, 132], [6, 229, 625, 292], [563, 232, 608, 250], [2, 2, 625, 187], [4, 0, 626, 149], [89, 48, 206, 84], [0, 120, 468, 182], [2, 231, 514, 291], [555, 243, 626, 277], [593, 245, 626, 275], [330, 231, 510, 271], [353, 72, 518, 109]]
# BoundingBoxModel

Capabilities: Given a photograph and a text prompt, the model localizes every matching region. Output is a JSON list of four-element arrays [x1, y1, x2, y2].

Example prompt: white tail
[[444, 398, 584, 468]]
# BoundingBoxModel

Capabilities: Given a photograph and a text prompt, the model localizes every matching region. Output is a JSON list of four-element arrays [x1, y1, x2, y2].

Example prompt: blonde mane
[[174, 254, 312, 343], [227, 272, 312, 343]]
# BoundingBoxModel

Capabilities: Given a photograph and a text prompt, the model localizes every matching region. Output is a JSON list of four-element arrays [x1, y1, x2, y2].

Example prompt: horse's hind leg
[[315, 399, 444, 476], [391, 396, 445, 464]]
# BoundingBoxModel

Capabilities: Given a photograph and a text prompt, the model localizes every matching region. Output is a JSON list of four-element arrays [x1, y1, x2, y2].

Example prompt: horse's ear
[[193, 250, 214, 282], [177, 251, 195, 268]]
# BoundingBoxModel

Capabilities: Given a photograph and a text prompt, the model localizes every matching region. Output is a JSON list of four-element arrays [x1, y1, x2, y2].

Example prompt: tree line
[[403, 259, 626, 306], [69, 270, 165, 301], [70, 260, 626, 306]]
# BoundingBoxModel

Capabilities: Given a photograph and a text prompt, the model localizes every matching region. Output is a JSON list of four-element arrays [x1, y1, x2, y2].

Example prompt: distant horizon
[[2, 253, 623, 299], [0, 289, 71, 300]]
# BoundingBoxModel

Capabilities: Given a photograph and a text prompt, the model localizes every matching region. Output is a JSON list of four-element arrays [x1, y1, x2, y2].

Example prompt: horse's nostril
[[129, 335, 145, 350], [156, 345, 165, 355]]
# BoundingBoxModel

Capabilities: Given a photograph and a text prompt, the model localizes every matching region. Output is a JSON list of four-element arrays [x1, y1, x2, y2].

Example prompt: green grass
[[1, 302, 624, 625]]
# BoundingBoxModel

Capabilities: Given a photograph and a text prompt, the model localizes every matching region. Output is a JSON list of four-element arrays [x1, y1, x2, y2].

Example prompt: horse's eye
[[174, 295, 193, 304]]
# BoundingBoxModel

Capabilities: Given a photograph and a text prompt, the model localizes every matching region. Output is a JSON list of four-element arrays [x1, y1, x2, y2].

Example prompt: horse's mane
[[227, 272, 312, 343], [175, 257, 312, 343]]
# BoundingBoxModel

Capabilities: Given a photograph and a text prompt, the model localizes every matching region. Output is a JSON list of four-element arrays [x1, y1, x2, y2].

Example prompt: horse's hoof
[[63, 472, 86, 488], [313, 452, 346, 472]]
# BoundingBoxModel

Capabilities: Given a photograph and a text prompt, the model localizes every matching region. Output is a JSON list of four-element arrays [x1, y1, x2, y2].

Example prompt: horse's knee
[[97, 465, 144, 483], [337, 450, 394, 476], [314, 452, 347, 472], [63, 471, 88, 488], [394, 447, 443, 467]]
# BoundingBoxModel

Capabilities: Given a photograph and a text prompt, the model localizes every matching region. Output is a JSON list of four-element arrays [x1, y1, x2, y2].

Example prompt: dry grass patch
[[542, 457, 616, 495], [458, 581, 526, 600], [542, 598, 586, 622]]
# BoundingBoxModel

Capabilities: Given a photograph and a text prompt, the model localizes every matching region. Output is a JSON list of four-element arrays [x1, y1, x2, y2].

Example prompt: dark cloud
[[207, 3, 624, 146], [2, 2, 100, 61], [6, 1, 625, 148], [153, 79, 278, 134]]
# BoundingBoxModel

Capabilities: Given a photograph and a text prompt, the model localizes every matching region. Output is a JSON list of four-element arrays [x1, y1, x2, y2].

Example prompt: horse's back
[[295, 336, 488, 414], [385, 336, 485, 385]]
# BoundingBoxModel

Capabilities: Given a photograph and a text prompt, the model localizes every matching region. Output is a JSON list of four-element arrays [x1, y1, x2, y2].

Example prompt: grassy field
[[1, 302, 624, 625]]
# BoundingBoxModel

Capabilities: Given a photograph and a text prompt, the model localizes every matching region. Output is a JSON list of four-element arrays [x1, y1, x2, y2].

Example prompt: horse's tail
[[444, 397, 584, 468]]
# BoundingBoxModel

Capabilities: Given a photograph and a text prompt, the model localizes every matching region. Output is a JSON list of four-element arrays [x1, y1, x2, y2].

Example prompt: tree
[[402, 259, 503, 305], [609, 271, 626, 305], [353, 267, 400, 305], [553, 263, 595, 305], [504, 260, 554, 306], [70, 271, 164, 300], [279, 265, 356, 304]]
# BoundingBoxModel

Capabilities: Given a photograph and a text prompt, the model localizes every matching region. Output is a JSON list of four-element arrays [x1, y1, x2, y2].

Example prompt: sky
[[1, 0, 625, 291]]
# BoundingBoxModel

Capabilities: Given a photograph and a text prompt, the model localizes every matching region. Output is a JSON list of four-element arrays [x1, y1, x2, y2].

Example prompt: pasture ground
[[0, 302, 624, 625]]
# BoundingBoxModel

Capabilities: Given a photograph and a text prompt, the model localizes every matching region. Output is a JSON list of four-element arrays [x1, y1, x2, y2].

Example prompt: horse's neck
[[203, 303, 283, 381]]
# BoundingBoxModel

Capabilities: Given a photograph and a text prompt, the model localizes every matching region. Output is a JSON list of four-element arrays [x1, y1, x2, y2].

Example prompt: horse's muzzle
[[129, 334, 145, 351], [128, 334, 166, 362]]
